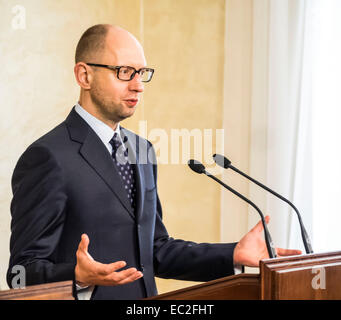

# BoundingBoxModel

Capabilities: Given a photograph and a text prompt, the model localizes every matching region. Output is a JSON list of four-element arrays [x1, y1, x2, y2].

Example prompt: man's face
[[89, 32, 146, 124]]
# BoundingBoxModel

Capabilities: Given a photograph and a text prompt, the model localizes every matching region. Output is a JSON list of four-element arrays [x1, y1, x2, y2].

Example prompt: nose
[[128, 73, 144, 93]]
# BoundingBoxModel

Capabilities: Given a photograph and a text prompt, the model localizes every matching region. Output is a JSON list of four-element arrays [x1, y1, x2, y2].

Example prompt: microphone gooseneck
[[187, 159, 277, 259], [213, 153, 313, 254]]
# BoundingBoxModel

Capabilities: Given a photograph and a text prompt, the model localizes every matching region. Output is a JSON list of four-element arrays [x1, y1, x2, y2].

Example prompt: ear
[[74, 62, 93, 90]]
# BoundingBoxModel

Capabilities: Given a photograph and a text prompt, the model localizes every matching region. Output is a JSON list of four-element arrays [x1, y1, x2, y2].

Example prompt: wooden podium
[[1, 251, 340, 300], [147, 251, 341, 300], [0, 281, 74, 300]]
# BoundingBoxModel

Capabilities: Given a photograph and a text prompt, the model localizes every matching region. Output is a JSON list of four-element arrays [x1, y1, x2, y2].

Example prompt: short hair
[[75, 24, 110, 63]]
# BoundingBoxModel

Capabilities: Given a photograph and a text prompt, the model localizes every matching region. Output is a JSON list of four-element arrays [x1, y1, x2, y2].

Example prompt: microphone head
[[187, 159, 206, 174], [213, 154, 231, 169]]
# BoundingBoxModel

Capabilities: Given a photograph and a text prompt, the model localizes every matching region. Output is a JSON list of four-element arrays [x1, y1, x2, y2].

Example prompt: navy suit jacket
[[7, 108, 236, 300]]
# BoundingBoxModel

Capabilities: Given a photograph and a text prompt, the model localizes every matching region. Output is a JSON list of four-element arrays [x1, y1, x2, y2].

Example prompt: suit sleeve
[[149, 145, 237, 282], [7, 143, 75, 288]]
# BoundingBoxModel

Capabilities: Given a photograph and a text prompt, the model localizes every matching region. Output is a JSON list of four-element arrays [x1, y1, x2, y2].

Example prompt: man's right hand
[[75, 234, 143, 287]]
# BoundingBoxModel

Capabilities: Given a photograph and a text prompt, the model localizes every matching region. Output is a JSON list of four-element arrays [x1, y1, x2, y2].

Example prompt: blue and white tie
[[109, 133, 137, 211]]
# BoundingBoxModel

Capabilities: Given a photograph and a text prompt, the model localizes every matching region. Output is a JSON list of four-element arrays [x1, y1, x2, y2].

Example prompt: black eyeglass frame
[[86, 63, 154, 82]]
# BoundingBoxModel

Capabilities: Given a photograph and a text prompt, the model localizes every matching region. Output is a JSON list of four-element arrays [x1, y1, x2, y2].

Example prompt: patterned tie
[[109, 132, 137, 211]]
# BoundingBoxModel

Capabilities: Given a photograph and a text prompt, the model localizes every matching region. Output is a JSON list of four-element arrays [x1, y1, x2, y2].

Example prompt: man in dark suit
[[7, 24, 300, 300]]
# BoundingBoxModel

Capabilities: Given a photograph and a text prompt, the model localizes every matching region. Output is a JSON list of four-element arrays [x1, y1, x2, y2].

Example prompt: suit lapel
[[65, 109, 135, 220]]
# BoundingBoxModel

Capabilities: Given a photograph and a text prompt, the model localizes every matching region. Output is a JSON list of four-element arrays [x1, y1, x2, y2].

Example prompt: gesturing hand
[[233, 216, 302, 267], [75, 234, 143, 287]]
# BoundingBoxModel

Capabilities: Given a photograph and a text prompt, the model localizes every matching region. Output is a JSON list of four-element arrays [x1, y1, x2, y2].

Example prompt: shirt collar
[[75, 103, 121, 146]]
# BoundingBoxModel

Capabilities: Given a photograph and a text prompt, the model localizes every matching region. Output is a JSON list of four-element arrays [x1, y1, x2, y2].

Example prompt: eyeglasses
[[86, 63, 154, 82]]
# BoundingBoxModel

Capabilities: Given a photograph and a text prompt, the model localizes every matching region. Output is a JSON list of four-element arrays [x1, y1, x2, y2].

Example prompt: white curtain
[[249, 0, 341, 254], [266, 0, 312, 251], [249, 0, 311, 252], [311, 0, 341, 252]]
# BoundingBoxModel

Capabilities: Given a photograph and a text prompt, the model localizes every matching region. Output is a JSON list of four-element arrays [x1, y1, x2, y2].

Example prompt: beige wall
[[0, 0, 252, 294], [221, 0, 253, 243]]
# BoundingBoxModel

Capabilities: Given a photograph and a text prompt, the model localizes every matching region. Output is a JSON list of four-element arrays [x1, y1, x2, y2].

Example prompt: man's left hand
[[233, 215, 302, 267]]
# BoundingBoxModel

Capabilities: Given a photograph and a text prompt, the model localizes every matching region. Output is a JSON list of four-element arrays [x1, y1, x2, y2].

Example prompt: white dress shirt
[[75, 103, 122, 153]]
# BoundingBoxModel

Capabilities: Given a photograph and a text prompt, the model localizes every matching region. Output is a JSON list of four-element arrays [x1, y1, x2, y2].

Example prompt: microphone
[[188, 159, 277, 259], [213, 153, 313, 254]]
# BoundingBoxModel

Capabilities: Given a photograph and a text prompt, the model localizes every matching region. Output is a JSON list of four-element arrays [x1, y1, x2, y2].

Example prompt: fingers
[[96, 260, 127, 276], [276, 248, 302, 256], [113, 267, 143, 285], [99, 264, 143, 286], [117, 270, 143, 285], [78, 233, 90, 253], [77, 234, 96, 262]]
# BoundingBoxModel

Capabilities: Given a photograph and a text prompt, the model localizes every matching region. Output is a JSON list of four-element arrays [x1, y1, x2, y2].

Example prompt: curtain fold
[[249, 0, 312, 252], [311, 0, 341, 252], [250, 0, 341, 253]]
